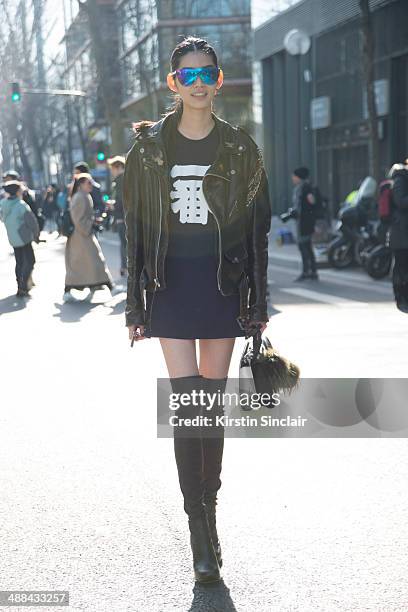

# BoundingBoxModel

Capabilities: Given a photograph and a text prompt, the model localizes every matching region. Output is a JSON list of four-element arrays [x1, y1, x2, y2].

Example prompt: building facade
[[253, 0, 408, 215], [117, 0, 253, 146]]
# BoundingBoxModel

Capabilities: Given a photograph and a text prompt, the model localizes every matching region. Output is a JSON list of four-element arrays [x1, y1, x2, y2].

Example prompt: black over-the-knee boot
[[201, 376, 228, 568], [170, 374, 220, 583]]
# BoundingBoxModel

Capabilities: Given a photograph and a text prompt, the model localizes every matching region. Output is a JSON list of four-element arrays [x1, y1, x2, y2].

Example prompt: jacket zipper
[[145, 179, 162, 331], [202, 172, 229, 293], [228, 199, 238, 219], [154, 179, 162, 290]]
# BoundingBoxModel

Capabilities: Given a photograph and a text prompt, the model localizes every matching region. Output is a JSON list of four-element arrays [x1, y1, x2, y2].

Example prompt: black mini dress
[[143, 123, 246, 340]]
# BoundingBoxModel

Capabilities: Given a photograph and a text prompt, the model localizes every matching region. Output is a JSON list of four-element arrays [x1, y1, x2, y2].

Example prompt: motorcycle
[[328, 177, 379, 269], [363, 228, 393, 280]]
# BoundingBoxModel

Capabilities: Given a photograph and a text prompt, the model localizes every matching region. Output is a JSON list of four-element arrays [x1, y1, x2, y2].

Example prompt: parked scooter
[[363, 227, 393, 279], [328, 177, 379, 269]]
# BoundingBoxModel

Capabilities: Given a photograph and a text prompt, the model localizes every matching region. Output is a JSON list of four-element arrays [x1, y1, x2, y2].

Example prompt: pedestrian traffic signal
[[97, 151, 105, 162], [10, 82, 21, 103]]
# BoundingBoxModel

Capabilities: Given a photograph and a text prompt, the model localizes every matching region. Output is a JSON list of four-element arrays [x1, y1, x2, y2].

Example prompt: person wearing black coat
[[107, 156, 126, 276], [291, 166, 319, 281], [390, 163, 408, 313]]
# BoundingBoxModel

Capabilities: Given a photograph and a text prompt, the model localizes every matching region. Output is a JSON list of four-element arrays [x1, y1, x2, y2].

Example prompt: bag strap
[[251, 328, 262, 363]]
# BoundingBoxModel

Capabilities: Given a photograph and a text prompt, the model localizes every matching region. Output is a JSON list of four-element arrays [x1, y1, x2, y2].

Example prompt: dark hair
[[293, 167, 310, 180], [74, 161, 90, 173], [71, 173, 93, 197], [165, 36, 219, 122]]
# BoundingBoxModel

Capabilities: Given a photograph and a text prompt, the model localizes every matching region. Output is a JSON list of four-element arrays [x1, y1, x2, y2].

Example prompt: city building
[[253, 0, 408, 215], [117, 0, 253, 146]]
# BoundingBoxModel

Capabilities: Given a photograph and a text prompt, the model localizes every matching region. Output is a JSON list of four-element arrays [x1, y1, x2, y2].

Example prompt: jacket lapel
[[137, 110, 242, 181]]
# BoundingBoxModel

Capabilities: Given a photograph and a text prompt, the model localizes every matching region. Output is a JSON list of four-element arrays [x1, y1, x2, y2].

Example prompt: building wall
[[118, 0, 253, 146], [254, 0, 408, 215]]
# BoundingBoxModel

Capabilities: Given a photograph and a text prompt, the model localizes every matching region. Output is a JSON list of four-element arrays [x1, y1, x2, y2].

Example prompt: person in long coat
[[63, 173, 113, 301]]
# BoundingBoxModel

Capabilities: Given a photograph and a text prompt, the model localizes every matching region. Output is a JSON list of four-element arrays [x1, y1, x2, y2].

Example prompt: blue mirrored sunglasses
[[171, 65, 220, 87]]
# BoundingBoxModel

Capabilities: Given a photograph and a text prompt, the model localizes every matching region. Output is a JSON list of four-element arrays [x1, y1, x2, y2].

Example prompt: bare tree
[[78, 0, 124, 153], [0, 0, 53, 184], [359, 0, 381, 183]]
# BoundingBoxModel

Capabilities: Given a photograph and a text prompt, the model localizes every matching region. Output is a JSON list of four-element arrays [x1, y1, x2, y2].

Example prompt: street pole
[[33, 0, 46, 186], [62, 0, 74, 177]]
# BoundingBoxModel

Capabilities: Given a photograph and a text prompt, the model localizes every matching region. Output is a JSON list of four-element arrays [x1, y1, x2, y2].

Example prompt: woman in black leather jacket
[[124, 36, 271, 584]]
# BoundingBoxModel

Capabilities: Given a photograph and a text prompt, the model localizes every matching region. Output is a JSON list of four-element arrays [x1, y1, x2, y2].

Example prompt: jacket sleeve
[[245, 162, 272, 323], [123, 145, 145, 327], [393, 175, 408, 211]]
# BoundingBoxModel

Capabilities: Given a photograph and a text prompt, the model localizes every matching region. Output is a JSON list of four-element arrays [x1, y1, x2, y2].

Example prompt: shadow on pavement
[[0, 294, 31, 315], [52, 301, 101, 323], [188, 579, 239, 611], [268, 305, 281, 317], [107, 297, 125, 316]]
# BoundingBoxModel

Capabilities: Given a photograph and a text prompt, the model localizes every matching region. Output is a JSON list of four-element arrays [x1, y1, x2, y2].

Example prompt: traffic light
[[10, 82, 21, 103], [97, 151, 105, 162]]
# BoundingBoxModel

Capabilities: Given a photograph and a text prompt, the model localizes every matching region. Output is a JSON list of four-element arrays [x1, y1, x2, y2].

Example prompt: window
[[159, 23, 251, 81], [160, 0, 249, 19], [119, 0, 158, 54]]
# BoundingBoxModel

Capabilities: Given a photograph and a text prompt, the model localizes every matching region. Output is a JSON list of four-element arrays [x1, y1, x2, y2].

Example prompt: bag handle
[[251, 327, 263, 363]]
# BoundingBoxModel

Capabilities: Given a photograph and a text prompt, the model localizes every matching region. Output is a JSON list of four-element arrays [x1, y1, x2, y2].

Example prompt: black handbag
[[239, 327, 300, 407]]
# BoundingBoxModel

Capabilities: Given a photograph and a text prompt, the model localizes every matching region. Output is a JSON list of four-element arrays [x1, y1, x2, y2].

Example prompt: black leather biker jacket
[[123, 109, 272, 334]]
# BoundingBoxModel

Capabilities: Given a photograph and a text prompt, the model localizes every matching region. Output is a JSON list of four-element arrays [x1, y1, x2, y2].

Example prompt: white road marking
[[269, 263, 391, 296], [281, 287, 369, 307]]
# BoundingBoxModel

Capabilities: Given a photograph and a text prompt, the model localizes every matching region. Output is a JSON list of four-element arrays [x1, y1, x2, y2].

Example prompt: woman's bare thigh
[[158, 337, 236, 379], [198, 338, 235, 378], [159, 338, 199, 378]]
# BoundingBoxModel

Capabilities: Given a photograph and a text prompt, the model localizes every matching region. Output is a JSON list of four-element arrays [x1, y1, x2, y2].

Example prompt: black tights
[[170, 374, 227, 518]]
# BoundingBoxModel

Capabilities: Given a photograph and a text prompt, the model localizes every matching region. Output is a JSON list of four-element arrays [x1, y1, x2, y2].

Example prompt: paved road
[[0, 225, 407, 611]]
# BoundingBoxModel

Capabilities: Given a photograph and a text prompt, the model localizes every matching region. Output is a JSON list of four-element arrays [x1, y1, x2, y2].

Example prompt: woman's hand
[[128, 324, 147, 345]]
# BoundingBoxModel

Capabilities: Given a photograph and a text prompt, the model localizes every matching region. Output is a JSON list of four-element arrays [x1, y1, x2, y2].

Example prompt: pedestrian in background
[[107, 155, 127, 276], [56, 186, 68, 235], [291, 166, 319, 281], [2, 169, 44, 232], [63, 173, 114, 302], [71, 162, 105, 216], [389, 161, 408, 313], [42, 185, 58, 232], [0, 180, 40, 297]]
